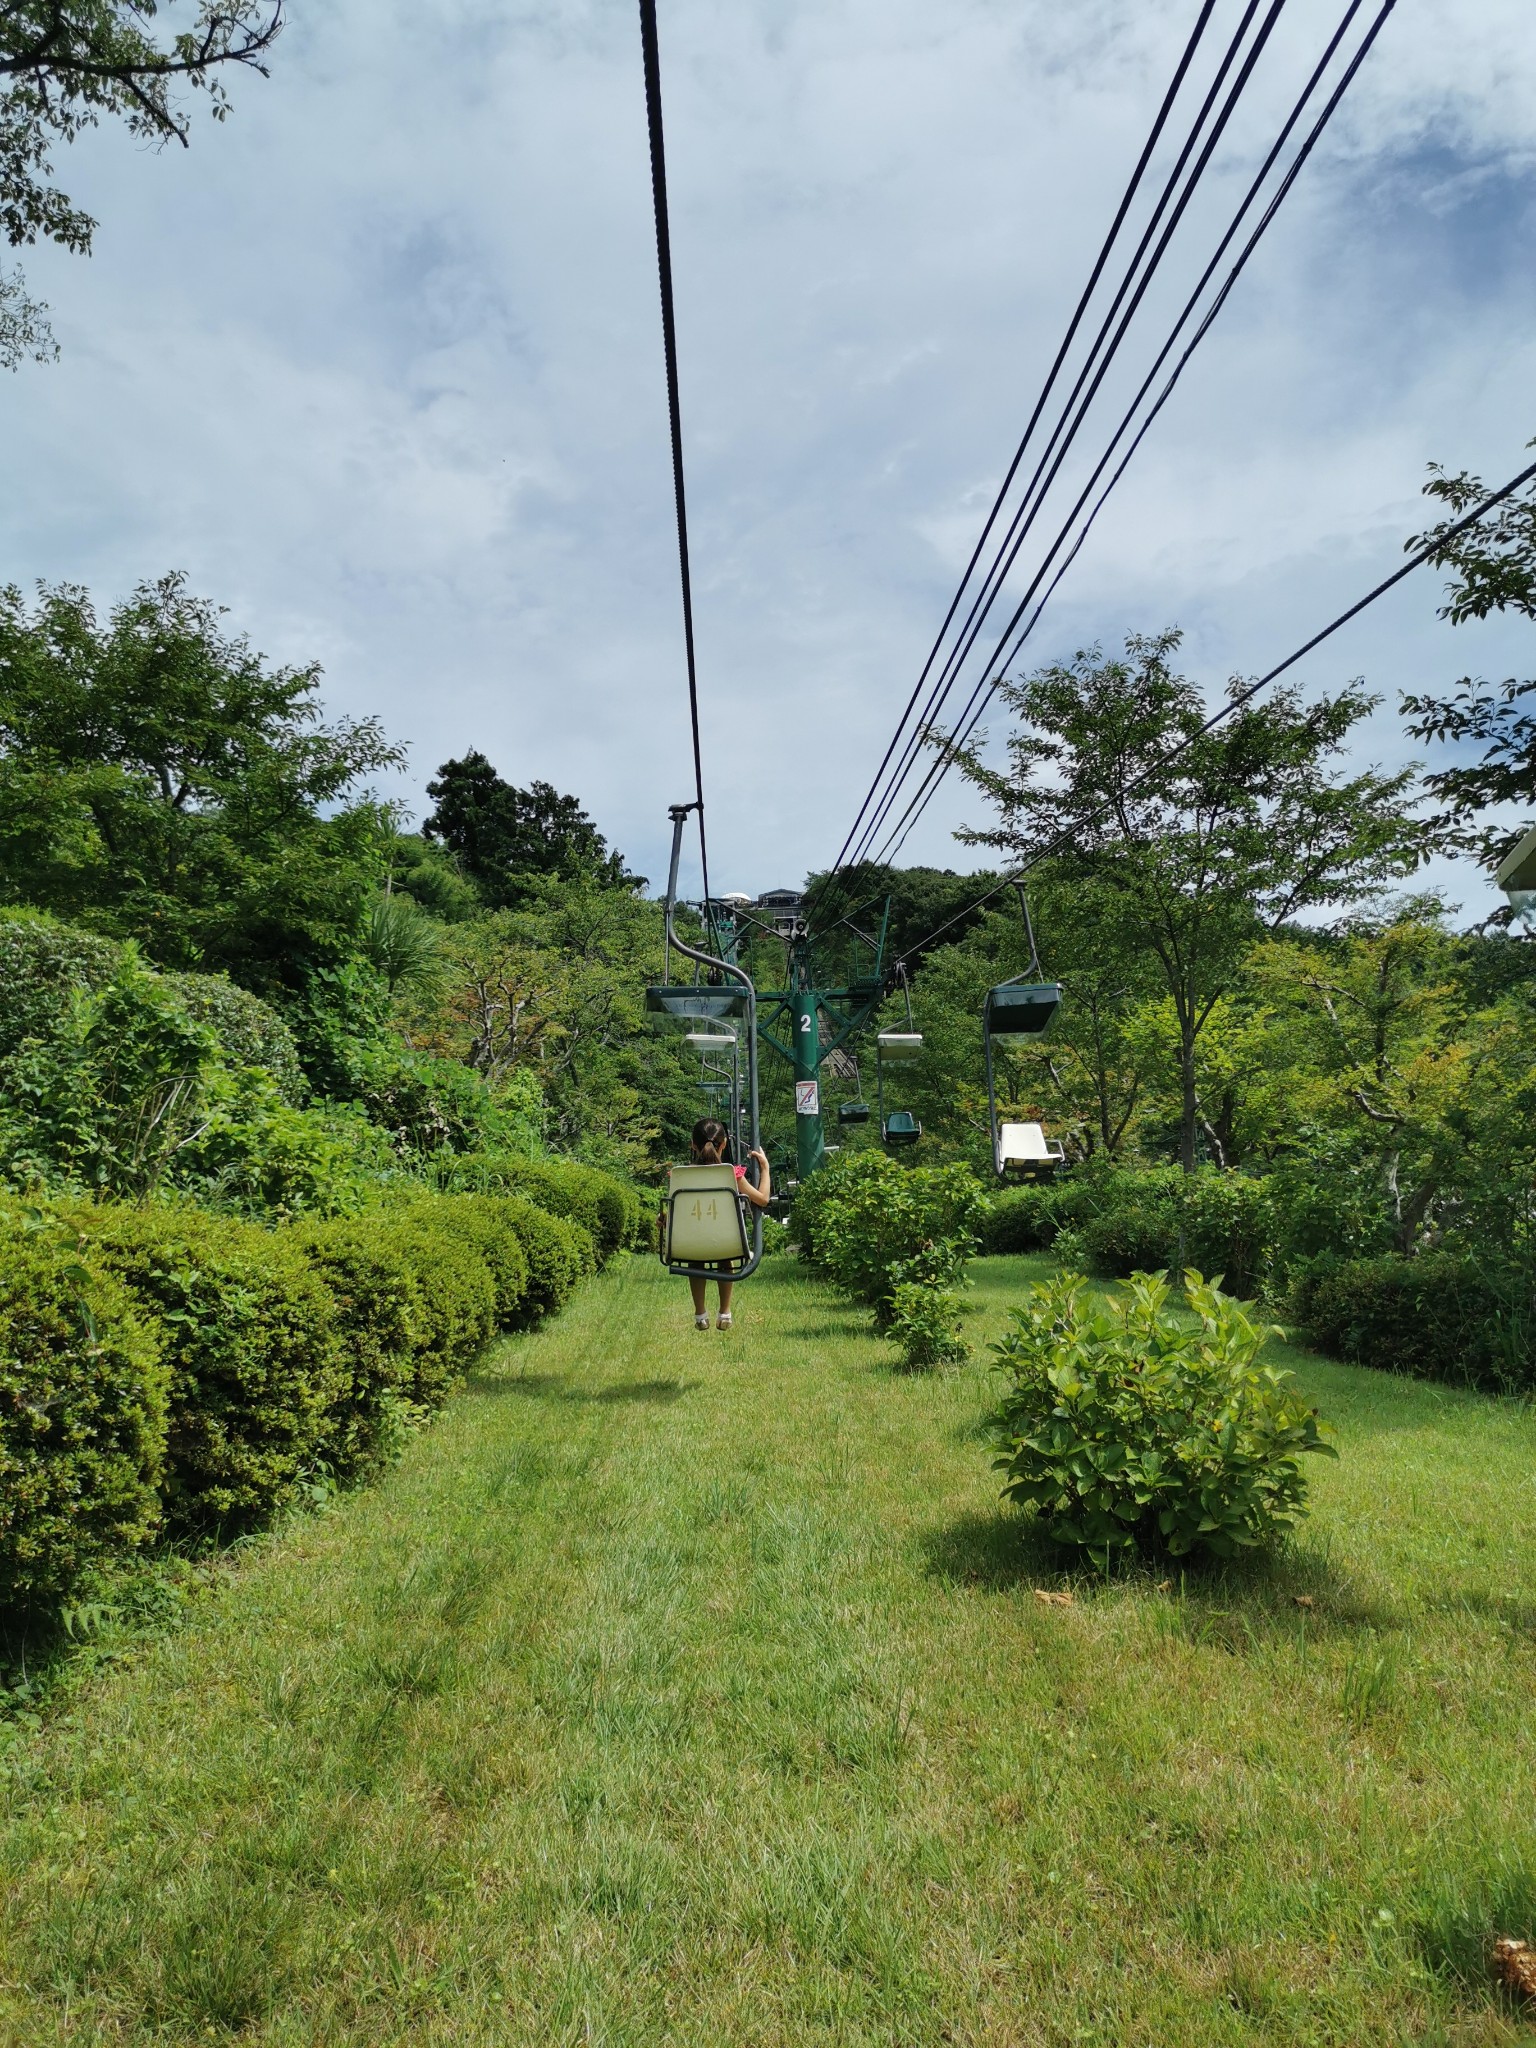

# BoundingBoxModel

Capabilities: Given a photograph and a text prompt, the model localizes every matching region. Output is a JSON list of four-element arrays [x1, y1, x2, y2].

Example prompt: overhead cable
[[819, 0, 1223, 885], [639, 0, 713, 905], [887, 452, 1536, 964], [840, 0, 1288, 876], [869, 0, 1394, 868]]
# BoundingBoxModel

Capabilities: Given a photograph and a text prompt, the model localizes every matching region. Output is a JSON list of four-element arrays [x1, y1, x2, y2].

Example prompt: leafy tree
[[1246, 908, 1480, 1254], [1402, 450, 1536, 870], [402, 881, 695, 1173], [1, 0, 282, 367], [899, 876, 1154, 1168], [950, 630, 1421, 1171], [800, 861, 1001, 981], [0, 573, 402, 994], [422, 751, 637, 907]]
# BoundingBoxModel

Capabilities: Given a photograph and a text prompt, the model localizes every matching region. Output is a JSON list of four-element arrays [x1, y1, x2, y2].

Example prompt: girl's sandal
[[694, 1314, 710, 1332], [716, 1312, 733, 1332]]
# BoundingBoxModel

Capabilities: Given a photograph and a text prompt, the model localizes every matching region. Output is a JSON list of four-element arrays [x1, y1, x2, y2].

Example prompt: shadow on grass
[[919, 1510, 1382, 1640], [918, 1509, 1061, 1590], [468, 1371, 696, 1407], [577, 1378, 697, 1406], [467, 1370, 569, 1399]]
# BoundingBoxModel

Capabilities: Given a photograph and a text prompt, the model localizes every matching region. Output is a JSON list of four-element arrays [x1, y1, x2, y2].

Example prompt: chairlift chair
[[875, 984, 923, 1148], [837, 1054, 871, 1125], [650, 806, 765, 1282], [983, 884, 1064, 1177], [995, 1121, 1066, 1179]]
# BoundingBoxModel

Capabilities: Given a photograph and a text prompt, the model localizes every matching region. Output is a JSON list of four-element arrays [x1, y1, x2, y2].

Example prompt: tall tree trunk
[[1179, 1020, 1199, 1174]]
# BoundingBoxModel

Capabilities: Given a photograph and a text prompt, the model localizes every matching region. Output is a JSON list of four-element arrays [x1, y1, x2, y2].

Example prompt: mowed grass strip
[[1, 1254, 1534, 2046]]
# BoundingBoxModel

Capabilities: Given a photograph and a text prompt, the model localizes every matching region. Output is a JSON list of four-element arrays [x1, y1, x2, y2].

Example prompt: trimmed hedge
[[72, 1206, 348, 1530], [0, 1230, 167, 1600], [404, 1195, 532, 1327], [439, 1153, 638, 1265], [1, 1177, 600, 1604], [383, 1212, 498, 1408], [1293, 1253, 1517, 1391], [287, 1218, 424, 1476], [474, 1194, 594, 1324]]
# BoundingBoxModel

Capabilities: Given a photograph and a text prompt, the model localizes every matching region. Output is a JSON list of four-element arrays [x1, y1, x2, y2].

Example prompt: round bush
[[0, 1228, 167, 1601], [287, 1218, 425, 1475], [0, 910, 122, 1061], [167, 972, 306, 1104], [482, 1194, 594, 1322], [990, 1267, 1335, 1562], [73, 1206, 346, 1530]]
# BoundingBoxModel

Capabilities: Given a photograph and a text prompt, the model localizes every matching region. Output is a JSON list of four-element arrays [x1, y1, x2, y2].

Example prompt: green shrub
[[287, 1218, 425, 1476], [479, 1194, 594, 1323], [0, 910, 122, 1061], [72, 1205, 347, 1530], [0, 955, 218, 1202], [400, 1194, 531, 1328], [383, 1214, 498, 1407], [1293, 1252, 1515, 1390], [1039, 1166, 1275, 1294], [166, 973, 306, 1105], [979, 1183, 1063, 1255], [989, 1268, 1334, 1563], [440, 1152, 637, 1266], [0, 1217, 168, 1601], [888, 1281, 967, 1370], [178, 1076, 395, 1221], [803, 1152, 988, 1326]]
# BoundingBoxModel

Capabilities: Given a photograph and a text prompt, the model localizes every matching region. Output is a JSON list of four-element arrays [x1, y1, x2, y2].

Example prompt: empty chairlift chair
[[982, 886, 1064, 1178], [876, 1026, 923, 1147], [994, 1120, 1066, 1179]]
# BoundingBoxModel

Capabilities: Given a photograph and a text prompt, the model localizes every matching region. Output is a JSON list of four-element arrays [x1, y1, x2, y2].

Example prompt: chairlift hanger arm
[[657, 803, 765, 1280]]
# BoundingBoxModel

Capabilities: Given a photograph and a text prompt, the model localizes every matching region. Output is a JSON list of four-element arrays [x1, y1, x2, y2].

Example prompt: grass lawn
[[1, 1252, 1535, 2045]]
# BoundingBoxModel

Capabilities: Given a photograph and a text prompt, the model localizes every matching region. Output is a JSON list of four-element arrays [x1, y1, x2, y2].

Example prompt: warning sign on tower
[[795, 1081, 820, 1116]]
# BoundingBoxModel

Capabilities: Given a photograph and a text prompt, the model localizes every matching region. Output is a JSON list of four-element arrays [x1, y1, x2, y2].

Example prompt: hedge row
[[980, 1167, 1273, 1298], [0, 1188, 597, 1606], [433, 1151, 643, 1261], [1290, 1253, 1519, 1392]]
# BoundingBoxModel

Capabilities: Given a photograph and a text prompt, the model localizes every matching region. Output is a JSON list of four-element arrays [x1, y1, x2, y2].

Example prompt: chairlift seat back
[[883, 1110, 922, 1145], [838, 1101, 871, 1125], [646, 985, 749, 1024], [997, 1121, 1066, 1175], [877, 1032, 923, 1061], [984, 982, 1062, 1037], [661, 1163, 750, 1267]]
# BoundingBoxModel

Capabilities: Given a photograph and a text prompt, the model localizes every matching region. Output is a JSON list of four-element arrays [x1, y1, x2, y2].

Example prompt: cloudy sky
[[5, 0, 1536, 911]]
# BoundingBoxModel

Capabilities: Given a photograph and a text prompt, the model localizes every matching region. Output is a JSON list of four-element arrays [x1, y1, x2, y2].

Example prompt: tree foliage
[[1402, 450, 1536, 869], [0, 573, 402, 991], [1, 0, 282, 366], [423, 751, 638, 907], [949, 631, 1421, 1169]]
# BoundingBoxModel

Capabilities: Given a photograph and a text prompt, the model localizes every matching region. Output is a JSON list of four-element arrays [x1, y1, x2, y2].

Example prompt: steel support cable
[[816, 0, 1223, 895], [639, 0, 712, 908], [867, 0, 1391, 868], [844, 0, 1291, 876], [838, 0, 1281, 879], [985, 0, 1386, 689], [885, 453, 1536, 965]]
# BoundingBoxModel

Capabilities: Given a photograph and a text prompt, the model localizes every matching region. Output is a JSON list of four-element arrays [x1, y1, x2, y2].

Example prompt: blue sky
[[5, 0, 1536, 911]]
